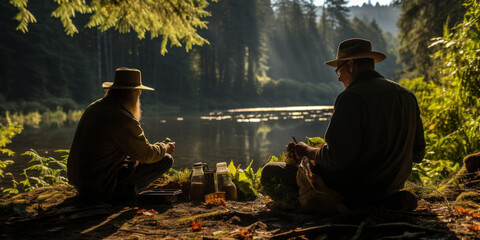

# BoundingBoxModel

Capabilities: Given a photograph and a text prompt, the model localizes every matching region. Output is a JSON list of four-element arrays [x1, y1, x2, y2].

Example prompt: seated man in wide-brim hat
[[261, 38, 426, 213], [67, 67, 175, 202]]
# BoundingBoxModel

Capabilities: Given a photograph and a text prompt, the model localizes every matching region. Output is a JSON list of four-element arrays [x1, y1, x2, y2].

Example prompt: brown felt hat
[[324, 38, 386, 67], [102, 67, 154, 91]]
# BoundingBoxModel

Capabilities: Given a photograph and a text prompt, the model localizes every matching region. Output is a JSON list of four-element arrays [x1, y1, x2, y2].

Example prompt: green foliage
[[9, 0, 216, 55], [401, 77, 480, 162], [408, 159, 461, 187], [3, 173, 19, 195], [431, 0, 480, 104], [0, 160, 14, 178], [396, 0, 465, 80], [4, 149, 70, 194], [0, 117, 23, 158], [400, 0, 480, 186], [305, 136, 325, 147], [2, 109, 83, 128], [400, 0, 480, 164], [10, 0, 37, 33], [227, 160, 259, 200], [0, 116, 23, 178], [166, 168, 192, 183]]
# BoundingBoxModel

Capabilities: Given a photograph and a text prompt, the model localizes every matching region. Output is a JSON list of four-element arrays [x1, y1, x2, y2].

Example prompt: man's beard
[[125, 97, 142, 121]]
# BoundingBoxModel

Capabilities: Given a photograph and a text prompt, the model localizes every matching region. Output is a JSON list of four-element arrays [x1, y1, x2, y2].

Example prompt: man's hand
[[166, 142, 175, 154], [286, 142, 298, 166], [294, 142, 310, 159], [295, 142, 319, 161]]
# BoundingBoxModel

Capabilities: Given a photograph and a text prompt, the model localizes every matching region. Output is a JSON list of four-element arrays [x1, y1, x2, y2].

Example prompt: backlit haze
[[314, 0, 393, 6]]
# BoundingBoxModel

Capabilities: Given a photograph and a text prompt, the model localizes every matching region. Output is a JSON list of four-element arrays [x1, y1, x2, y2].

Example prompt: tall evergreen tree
[[395, 0, 465, 81], [324, 0, 350, 30]]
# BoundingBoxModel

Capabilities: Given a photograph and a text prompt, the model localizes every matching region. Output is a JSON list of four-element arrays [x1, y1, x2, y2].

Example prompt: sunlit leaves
[[10, 0, 216, 55], [305, 136, 325, 148], [228, 160, 259, 200], [16, 149, 70, 192], [0, 122, 22, 158], [432, 0, 480, 102], [397, 0, 465, 80], [51, 0, 92, 36], [400, 0, 480, 186], [0, 160, 14, 178], [409, 159, 460, 187], [9, 0, 37, 33]]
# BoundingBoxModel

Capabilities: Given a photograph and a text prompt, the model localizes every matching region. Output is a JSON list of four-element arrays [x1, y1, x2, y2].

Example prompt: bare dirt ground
[[0, 184, 479, 239]]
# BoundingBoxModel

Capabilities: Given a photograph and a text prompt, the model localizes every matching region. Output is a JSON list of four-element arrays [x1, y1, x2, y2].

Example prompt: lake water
[[6, 106, 333, 177]]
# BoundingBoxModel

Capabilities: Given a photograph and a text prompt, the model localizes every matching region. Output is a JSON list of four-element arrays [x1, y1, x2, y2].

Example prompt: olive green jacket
[[67, 95, 166, 200], [314, 71, 425, 202]]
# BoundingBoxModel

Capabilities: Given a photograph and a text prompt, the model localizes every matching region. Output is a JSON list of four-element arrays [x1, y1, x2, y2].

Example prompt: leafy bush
[[3, 149, 69, 195], [408, 159, 461, 188], [400, 0, 480, 185], [0, 116, 23, 179], [166, 168, 192, 183], [305, 136, 325, 147], [227, 160, 262, 200]]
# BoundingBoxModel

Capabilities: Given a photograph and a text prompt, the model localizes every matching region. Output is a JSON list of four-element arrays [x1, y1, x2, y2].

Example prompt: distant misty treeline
[[348, 3, 400, 34], [0, 1, 412, 112]]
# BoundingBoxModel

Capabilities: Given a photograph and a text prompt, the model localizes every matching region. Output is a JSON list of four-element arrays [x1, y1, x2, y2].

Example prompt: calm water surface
[[7, 106, 333, 176]]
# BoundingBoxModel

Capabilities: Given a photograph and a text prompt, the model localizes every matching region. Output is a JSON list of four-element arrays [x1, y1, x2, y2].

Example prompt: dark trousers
[[113, 154, 174, 201]]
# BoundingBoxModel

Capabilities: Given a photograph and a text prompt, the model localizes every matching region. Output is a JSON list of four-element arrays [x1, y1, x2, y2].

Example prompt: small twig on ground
[[175, 210, 230, 225], [387, 209, 437, 216], [247, 220, 267, 230], [81, 207, 133, 234], [118, 228, 161, 236], [374, 231, 426, 240], [271, 222, 443, 240], [271, 224, 358, 240], [350, 221, 366, 240], [371, 222, 443, 233]]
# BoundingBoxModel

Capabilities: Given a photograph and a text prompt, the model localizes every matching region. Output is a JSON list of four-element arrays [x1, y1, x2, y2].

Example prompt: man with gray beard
[[67, 67, 175, 202]]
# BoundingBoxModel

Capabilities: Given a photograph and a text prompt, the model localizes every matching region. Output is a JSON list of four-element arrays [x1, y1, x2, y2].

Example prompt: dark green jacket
[[67, 95, 166, 201], [315, 71, 425, 202]]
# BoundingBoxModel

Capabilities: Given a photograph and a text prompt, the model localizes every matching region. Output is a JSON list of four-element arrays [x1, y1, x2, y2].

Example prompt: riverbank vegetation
[[2, 108, 83, 128], [399, 0, 480, 187]]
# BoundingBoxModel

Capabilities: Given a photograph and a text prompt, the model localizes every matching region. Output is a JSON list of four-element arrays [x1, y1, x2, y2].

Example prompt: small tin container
[[138, 189, 182, 204]]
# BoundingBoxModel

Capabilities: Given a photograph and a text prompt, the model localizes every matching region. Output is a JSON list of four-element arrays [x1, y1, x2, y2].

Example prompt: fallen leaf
[[455, 207, 480, 218], [456, 207, 471, 214], [137, 209, 157, 215], [192, 220, 202, 231], [237, 229, 253, 240], [467, 224, 480, 231]]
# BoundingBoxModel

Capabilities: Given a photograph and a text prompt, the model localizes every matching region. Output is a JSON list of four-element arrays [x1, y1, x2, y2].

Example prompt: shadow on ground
[[0, 184, 476, 239]]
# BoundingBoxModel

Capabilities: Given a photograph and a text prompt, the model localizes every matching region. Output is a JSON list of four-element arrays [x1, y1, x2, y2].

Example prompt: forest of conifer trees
[[0, 0, 408, 112]]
